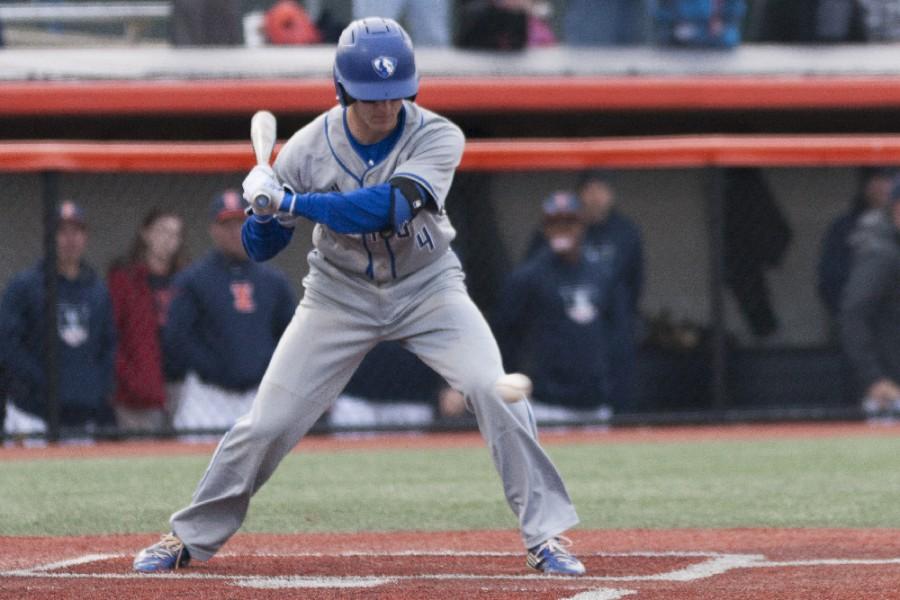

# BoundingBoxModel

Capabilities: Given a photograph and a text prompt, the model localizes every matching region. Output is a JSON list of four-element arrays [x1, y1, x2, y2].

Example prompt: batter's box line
[[0, 549, 749, 579], [3, 552, 900, 585], [0, 549, 748, 577], [217, 550, 742, 558]]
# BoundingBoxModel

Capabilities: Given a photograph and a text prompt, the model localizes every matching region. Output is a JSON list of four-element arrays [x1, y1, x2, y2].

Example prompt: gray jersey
[[273, 102, 464, 282]]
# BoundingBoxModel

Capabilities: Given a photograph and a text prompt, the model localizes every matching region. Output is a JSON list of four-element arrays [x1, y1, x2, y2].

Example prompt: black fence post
[[706, 166, 728, 412], [42, 171, 60, 443]]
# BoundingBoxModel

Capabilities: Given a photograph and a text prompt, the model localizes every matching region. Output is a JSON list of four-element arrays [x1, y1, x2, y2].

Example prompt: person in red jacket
[[107, 208, 188, 434]]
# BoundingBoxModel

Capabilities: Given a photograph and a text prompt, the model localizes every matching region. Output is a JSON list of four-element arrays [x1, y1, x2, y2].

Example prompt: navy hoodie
[[494, 247, 616, 409], [163, 250, 295, 391], [0, 261, 116, 419]]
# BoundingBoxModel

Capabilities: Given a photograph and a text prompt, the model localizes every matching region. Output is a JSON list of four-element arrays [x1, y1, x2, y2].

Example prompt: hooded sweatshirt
[[840, 204, 900, 390]]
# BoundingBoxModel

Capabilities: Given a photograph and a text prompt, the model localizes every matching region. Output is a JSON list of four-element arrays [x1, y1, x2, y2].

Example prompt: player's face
[[143, 215, 183, 263], [579, 180, 614, 224], [866, 174, 893, 210], [543, 215, 585, 259], [210, 218, 247, 260], [56, 221, 88, 271], [347, 99, 404, 144]]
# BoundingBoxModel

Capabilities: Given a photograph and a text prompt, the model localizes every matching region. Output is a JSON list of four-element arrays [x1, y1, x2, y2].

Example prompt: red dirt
[[2, 529, 899, 599]]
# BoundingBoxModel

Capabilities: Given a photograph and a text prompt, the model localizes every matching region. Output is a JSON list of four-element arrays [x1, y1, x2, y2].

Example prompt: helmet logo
[[371, 56, 397, 79]]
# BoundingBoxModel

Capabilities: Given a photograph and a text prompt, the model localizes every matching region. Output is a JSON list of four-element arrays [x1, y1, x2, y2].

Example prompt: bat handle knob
[[253, 192, 271, 210]]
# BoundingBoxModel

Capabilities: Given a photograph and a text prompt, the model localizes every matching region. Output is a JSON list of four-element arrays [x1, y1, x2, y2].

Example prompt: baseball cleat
[[526, 536, 586, 576], [133, 533, 191, 573]]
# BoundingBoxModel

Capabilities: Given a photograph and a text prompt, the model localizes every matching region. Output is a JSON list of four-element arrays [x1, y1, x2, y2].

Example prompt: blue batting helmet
[[333, 17, 419, 106]]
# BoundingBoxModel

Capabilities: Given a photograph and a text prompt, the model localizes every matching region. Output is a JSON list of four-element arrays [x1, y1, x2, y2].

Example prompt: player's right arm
[[240, 165, 296, 262], [242, 164, 428, 237], [241, 216, 295, 262]]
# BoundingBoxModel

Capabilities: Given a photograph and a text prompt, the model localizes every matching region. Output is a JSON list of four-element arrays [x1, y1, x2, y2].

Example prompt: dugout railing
[[3, 135, 900, 441]]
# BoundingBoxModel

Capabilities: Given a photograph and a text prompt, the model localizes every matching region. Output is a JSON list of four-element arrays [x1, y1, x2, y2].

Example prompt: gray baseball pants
[[171, 251, 579, 560]]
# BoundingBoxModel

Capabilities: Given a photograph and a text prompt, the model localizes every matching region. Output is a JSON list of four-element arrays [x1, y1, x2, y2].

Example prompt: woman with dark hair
[[108, 209, 188, 434]]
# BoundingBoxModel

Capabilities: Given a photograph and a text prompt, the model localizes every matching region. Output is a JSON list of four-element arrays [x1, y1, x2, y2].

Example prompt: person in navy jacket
[[2, 201, 116, 439], [163, 190, 296, 434], [818, 167, 894, 326], [527, 171, 643, 412], [497, 191, 616, 423]]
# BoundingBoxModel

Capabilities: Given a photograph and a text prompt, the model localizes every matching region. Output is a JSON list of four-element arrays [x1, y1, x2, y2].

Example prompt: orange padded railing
[[3, 135, 900, 172], [3, 76, 900, 116]]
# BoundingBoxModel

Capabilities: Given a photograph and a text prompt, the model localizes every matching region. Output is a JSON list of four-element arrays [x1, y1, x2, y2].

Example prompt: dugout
[[3, 43, 900, 431]]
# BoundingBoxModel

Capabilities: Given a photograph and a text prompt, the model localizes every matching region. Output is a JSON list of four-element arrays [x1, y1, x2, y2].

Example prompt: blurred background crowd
[[3, 1, 900, 49]]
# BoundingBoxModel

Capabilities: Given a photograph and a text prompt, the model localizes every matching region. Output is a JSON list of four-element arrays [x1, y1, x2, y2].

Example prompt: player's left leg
[[392, 281, 584, 574], [134, 291, 379, 572]]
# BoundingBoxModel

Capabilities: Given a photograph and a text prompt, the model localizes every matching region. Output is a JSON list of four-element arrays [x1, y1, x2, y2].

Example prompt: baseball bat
[[249, 110, 278, 211]]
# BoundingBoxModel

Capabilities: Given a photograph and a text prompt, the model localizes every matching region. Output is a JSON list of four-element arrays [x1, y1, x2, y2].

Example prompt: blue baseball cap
[[542, 191, 581, 218], [57, 200, 86, 227], [209, 189, 248, 223]]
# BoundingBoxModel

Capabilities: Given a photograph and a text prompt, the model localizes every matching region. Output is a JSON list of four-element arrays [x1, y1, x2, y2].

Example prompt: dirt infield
[[2, 529, 899, 599]]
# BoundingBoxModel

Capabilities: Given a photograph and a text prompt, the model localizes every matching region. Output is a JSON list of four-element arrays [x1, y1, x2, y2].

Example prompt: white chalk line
[[563, 590, 636, 600], [1, 553, 121, 577], [3, 549, 900, 599], [217, 550, 735, 558]]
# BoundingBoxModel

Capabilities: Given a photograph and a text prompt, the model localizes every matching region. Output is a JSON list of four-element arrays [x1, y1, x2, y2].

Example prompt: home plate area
[[2, 529, 900, 599]]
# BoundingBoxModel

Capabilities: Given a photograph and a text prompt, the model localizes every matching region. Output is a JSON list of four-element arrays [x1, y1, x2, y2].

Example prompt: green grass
[[2, 434, 900, 536]]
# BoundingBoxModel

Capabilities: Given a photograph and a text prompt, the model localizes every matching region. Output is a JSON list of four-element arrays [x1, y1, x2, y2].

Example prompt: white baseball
[[494, 372, 533, 403]]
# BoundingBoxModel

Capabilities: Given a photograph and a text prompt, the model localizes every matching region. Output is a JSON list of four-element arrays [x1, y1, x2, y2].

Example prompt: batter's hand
[[242, 165, 285, 219]]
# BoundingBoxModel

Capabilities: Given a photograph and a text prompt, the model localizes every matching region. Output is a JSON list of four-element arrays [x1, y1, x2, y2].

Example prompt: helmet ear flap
[[335, 82, 355, 107]]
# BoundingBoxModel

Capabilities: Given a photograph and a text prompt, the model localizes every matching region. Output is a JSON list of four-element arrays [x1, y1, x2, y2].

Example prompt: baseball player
[[134, 17, 584, 576]]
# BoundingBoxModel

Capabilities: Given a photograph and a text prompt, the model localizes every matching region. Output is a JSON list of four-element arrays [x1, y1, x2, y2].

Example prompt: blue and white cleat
[[526, 536, 586, 576], [133, 533, 191, 573]]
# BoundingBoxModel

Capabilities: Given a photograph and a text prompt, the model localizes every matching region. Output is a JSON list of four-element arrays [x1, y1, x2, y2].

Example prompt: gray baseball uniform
[[169, 101, 579, 559]]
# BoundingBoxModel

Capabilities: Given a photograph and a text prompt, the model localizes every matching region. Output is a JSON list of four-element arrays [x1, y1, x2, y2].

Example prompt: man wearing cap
[[527, 171, 644, 413], [494, 191, 616, 423], [162, 190, 296, 435], [1, 200, 117, 440], [840, 178, 900, 417]]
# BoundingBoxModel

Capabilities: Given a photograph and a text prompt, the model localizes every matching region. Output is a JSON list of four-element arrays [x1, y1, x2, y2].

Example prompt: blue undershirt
[[344, 105, 406, 167]]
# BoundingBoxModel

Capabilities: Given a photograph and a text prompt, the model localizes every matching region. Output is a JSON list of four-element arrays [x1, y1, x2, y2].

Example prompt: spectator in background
[[494, 192, 615, 423], [264, 0, 322, 45], [457, 0, 556, 50], [651, 0, 746, 47], [839, 179, 900, 417], [354, 0, 450, 46], [164, 190, 295, 436], [755, 0, 866, 43], [170, 0, 243, 46], [565, 0, 649, 46], [330, 341, 444, 428], [527, 171, 643, 412], [818, 167, 894, 327], [858, 0, 900, 41], [108, 209, 188, 434], [1, 201, 116, 441]]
